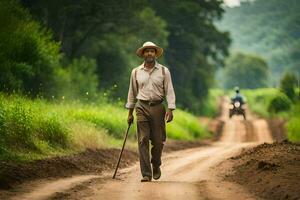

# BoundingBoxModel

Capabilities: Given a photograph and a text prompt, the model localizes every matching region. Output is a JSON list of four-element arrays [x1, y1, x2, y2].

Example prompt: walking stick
[[112, 122, 132, 179]]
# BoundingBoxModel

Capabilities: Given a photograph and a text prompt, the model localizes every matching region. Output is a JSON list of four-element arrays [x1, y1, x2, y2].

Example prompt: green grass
[[286, 102, 300, 142], [0, 93, 210, 161], [240, 88, 279, 118], [167, 110, 209, 140]]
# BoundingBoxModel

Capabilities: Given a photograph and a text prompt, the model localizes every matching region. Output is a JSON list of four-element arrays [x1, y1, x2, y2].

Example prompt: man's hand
[[165, 109, 173, 123], [127, 114, 134, 125], [127, 108, 134, 125]]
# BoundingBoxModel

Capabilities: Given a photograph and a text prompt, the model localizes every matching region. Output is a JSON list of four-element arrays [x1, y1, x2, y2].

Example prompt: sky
[[224, 0, 241, 7]]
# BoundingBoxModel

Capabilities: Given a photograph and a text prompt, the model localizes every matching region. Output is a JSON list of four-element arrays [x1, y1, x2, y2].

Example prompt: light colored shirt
[[126, 61, 176, 109]]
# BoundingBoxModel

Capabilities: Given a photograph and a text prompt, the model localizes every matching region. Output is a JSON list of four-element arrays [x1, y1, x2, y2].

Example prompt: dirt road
[[4, 98, 275, 200]]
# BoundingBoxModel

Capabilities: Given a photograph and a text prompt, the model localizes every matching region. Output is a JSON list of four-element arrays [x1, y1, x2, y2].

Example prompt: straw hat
[[136, 41, 163, 58]]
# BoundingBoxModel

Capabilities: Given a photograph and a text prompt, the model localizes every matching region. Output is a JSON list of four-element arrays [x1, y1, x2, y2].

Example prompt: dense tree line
[[217, 0, 300, 86], [222, 52, 269, 89], [0, 0, 230, 112]]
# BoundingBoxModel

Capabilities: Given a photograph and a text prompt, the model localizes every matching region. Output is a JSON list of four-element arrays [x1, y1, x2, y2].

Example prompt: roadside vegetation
[[240, 74, 300, 142], [0, 93, 210, 162], [199, 89, 224, 117]]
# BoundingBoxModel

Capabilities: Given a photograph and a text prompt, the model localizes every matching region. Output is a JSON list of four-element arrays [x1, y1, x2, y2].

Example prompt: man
[[229, 86, 247, 119], [126, 41, 176, 182], [231, 86, 245, 105]]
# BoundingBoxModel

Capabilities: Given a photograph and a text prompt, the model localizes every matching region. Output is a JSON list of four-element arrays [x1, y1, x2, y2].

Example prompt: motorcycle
[[229, 99, 246, 120]]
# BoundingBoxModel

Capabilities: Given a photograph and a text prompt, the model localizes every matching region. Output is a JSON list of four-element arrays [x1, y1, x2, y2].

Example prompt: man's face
[[143, 48, 156, 63]]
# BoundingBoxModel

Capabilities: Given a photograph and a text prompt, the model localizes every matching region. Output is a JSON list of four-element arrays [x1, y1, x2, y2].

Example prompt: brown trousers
[[135, 100, 166, 178]]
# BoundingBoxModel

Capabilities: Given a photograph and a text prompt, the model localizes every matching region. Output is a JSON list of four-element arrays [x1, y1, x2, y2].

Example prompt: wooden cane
[[112, 123, 132, 179]]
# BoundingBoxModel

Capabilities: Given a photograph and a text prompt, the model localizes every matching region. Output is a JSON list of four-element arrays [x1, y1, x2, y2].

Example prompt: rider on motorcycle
[[231, 86, 245, 105], [229, 86, 246, 119]]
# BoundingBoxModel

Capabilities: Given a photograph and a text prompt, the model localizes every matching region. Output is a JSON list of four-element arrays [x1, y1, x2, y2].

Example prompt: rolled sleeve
[[164, 68, 176, 110], [125, 69, 138, 109]]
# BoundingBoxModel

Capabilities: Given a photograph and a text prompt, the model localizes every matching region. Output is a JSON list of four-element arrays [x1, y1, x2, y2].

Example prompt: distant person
[[126, 41, 176, 182], [229, 87, 246, 119], [231, 86, 245, 105]]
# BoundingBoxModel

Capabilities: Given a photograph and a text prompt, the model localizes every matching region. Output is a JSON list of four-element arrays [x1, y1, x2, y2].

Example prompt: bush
[[286, 102, 300, 142], [3, 101, 37, 150], [0, 0, 61, 97], [268, 93, 292, 113], [242, 88, 278, 117], [280, 72, 298, 101], [37, 114, 69, 148], [286, 117, 300, 142], [0, 94, 71, 160]]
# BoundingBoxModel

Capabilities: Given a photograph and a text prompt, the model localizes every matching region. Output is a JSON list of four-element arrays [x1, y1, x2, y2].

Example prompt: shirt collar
[[139, 61, 160, 70]]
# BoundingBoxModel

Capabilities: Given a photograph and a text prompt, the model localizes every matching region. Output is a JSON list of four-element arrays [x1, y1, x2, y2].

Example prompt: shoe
[[153, 167, 161, 180], [141, 176, 151, 182]]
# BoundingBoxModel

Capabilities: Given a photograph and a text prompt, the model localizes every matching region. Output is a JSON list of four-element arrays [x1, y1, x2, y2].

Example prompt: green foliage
[[243, 89, 300, 142], [199, 89, 224, 117], [0, 0, 231, 114], [0, 94, 70, 160], [71, 104, 133, 139], [56, 57, 99, 100], [134, 7, 169, 48], [287, 117, 300, 142], [0, 93, 209, 161], [167, 110, 209, 140], [20, 0, 229, 112], [149, 0, 230, 112], [286, 102, 300, 142], [268, 93, 292, 113], [3, 100, 36, 150], [222, 52, 269, 89], [20, 0, 168, 99], [217, 0, 300, 85], [280, 72, 298, 101], [36, 114, 69, 148], [243, 88, 281, 117], [0, 0, 61, 97]]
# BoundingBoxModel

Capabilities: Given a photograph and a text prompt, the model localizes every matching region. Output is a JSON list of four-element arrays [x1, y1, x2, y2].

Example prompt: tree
[[17, 0, 230, 112], [222, 52, 269, 89], [149, 0, 230, 111], [217, 0, 300, 85], [0, 0, 61, 97], [21, 0, 169, 100]]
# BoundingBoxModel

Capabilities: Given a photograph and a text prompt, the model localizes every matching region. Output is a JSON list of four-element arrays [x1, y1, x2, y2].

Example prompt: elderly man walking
[[126, 41, 176, 182]]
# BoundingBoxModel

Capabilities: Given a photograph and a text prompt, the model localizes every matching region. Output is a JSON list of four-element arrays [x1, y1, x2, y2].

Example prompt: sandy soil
[[0, 97, 298, 200]]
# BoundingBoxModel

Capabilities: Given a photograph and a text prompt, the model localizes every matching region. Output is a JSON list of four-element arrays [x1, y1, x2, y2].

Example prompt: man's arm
[[164, 68, 176, 122], [126, 69, 138, 124]]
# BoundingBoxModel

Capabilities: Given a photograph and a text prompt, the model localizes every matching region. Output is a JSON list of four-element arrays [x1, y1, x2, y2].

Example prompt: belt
[[138, 99, 163, 106]]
